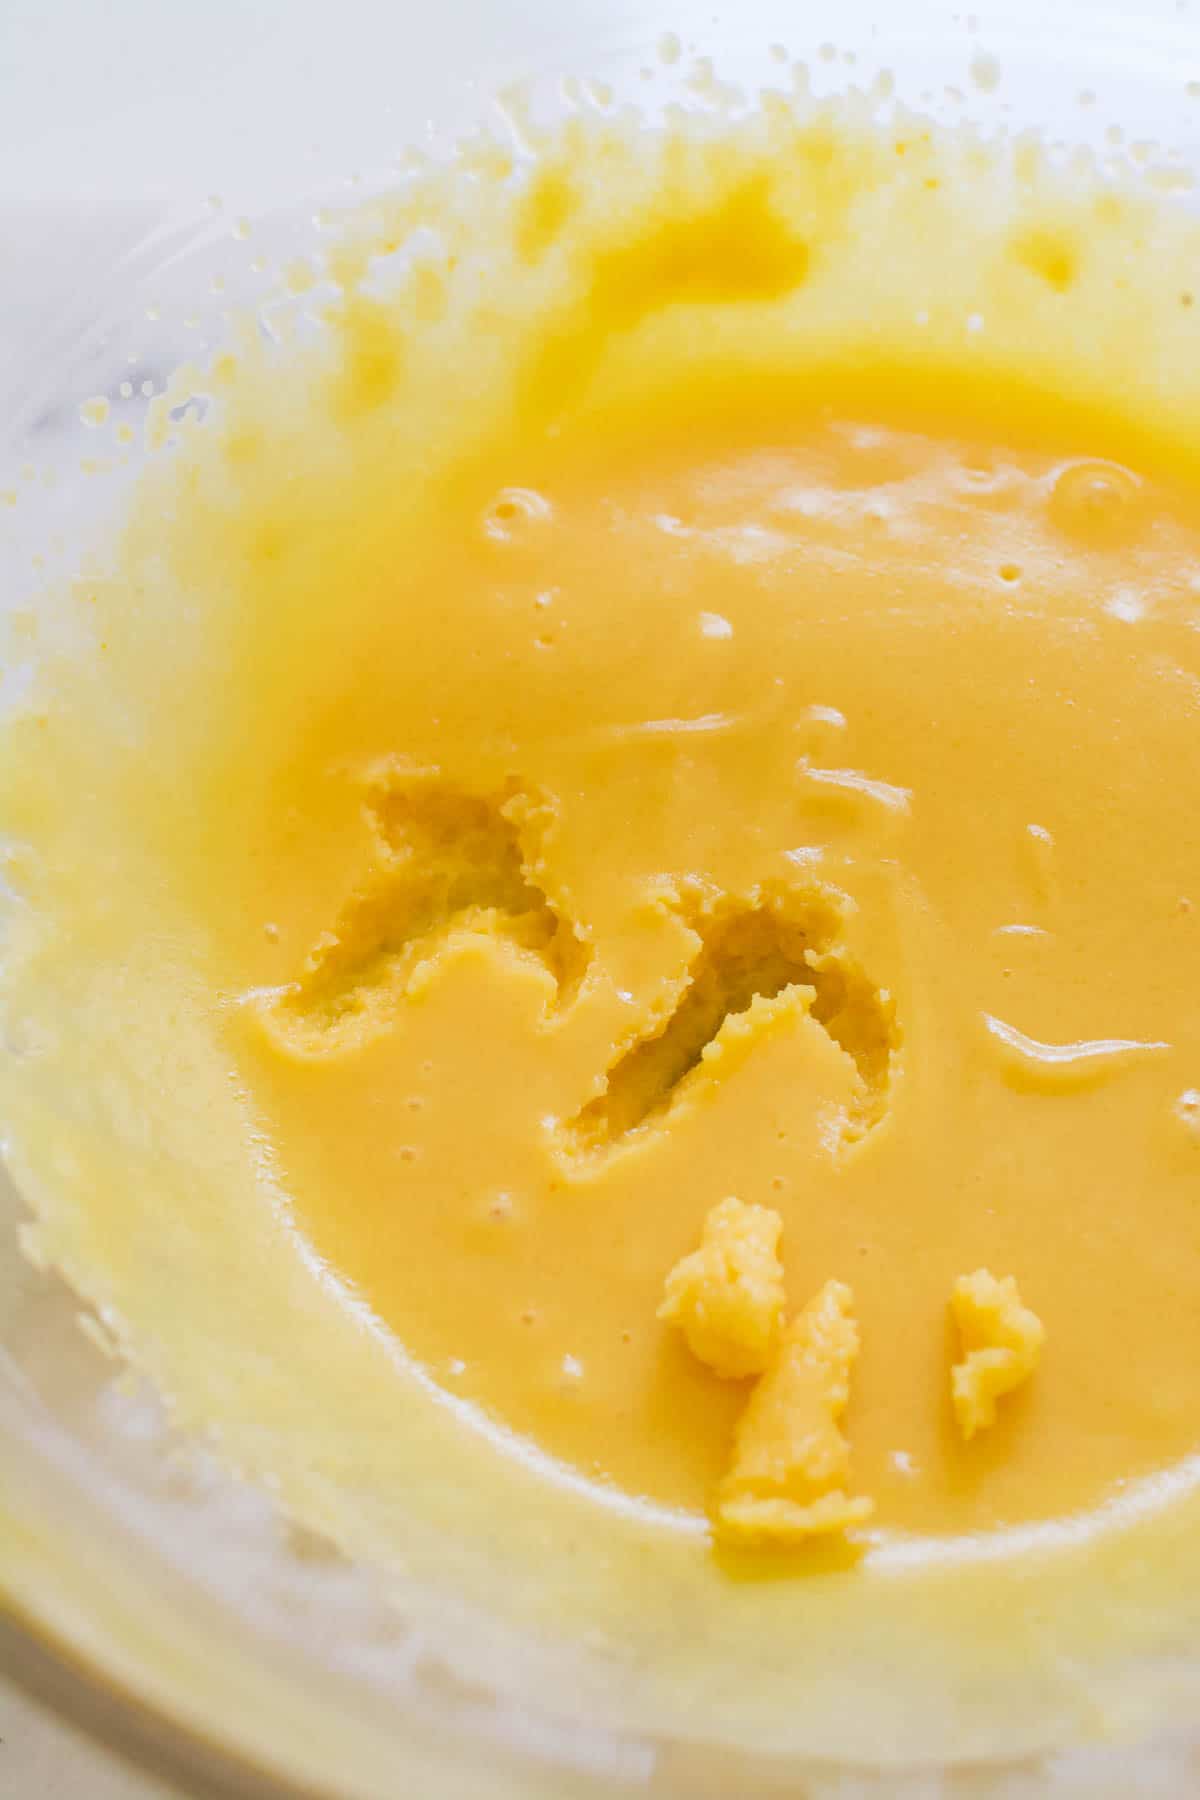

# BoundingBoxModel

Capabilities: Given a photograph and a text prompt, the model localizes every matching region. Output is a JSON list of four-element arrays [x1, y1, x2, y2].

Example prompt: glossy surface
[[227, 395, 1200, 1538]]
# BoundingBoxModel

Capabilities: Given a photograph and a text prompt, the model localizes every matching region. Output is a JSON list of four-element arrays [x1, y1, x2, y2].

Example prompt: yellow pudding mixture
[[9, 72, 1200, 1764]]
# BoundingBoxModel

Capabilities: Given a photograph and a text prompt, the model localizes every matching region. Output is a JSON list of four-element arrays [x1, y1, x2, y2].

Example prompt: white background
[[0, 1681, 175, 1798]]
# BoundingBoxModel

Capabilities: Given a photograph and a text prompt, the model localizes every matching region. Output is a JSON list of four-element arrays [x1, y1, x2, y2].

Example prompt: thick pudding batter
[[8, 77, 1200, 1762]]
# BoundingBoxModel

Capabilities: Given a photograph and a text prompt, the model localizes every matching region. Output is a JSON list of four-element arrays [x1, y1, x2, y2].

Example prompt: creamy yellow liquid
[[10, 81, 1200, 1763], [232, 395, 1200, 1540]]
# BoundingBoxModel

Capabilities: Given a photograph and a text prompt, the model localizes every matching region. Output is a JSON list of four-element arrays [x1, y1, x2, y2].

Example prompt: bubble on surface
[[1049, 460, 1144, 545], [482, 487, 554, 542]]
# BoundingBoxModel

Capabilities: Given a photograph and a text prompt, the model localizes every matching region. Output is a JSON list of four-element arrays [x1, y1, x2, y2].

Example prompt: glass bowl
[[4, 3, 1200, 1794]]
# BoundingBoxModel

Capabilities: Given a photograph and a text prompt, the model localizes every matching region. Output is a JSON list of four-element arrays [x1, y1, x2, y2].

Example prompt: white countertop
[[0, 1678, 182, 1800]]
